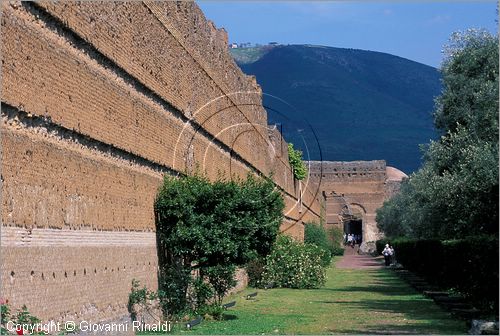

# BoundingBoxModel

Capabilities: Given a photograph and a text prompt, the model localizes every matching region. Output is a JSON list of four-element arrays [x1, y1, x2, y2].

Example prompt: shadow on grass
[[329, 324, 464, 335], [326, 285, 419, 296], [325, 269, 420, 296], [329, 299, 467, 334], [222, 314, 238, 321], [322, 268, 467, 334]]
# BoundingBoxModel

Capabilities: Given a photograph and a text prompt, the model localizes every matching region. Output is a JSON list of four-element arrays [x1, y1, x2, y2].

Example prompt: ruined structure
[[1, 2, 321, 324], [307, 160, 407, 243]]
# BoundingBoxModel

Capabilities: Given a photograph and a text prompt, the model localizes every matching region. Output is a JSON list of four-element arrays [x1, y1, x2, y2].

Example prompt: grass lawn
[[142, 257, 467, 334]]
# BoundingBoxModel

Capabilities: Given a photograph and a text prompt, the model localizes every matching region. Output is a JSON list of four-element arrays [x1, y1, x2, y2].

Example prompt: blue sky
[[198, 1, 498, 67]]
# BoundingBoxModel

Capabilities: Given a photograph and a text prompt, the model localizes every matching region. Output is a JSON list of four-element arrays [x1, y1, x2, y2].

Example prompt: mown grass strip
[[141, 257, 467, 334]]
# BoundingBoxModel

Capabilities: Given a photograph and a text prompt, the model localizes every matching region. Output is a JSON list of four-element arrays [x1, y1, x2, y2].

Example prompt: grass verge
[[140, 257, 467, 334]]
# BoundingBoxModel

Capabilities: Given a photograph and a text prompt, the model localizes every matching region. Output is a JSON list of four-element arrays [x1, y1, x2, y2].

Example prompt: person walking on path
[[382, 244, 392, 266], [389, 245, 396, 265]]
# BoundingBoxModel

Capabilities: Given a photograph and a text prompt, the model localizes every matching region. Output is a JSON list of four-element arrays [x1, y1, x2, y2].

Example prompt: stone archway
[[349, 203, 366, 243], [341, 203, 366, 244]]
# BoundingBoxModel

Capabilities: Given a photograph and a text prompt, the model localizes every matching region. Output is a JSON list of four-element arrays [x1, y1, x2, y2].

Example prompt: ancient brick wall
[[1, 1, 321, 324], [308, 160, 406, 243]]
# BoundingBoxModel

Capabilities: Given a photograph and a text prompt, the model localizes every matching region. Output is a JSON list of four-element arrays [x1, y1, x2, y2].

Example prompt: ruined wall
[[1, 1, 321, 324], [308, 160, 406, 243]]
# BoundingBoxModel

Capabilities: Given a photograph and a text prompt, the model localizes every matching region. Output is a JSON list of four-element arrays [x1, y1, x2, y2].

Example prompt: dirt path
[[336, 245, 384, 269]]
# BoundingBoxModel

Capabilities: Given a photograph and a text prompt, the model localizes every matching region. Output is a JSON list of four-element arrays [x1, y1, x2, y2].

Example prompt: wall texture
[[1, 1, 321, 324], [307, 160, 407, 243]]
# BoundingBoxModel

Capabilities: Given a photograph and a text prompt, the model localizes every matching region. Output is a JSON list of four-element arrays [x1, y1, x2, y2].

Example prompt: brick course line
[[1, 227, 156, 247]]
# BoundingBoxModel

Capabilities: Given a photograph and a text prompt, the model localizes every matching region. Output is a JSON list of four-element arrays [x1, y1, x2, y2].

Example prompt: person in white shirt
[[382, 244, 393, 266]]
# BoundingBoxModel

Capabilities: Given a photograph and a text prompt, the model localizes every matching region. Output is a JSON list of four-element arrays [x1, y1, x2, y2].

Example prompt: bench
[[246, 292, 258, 300], [433, 296, 466, 304], [222, 301, 236, 309], [185, 316, 203, 329], [264, 282, 274, 290], [451, 308, 482, 319], [423, 291, 450, 298]]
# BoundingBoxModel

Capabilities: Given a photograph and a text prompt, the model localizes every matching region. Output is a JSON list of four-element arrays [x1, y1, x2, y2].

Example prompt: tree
[[377, 29, 499, 239], [154, 173, 285, 316], [155, 174, 284, 267], [434, 29, 498, 142]]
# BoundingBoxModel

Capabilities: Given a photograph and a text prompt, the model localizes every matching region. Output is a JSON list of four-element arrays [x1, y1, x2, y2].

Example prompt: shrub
[[304, 223, 345, 259], [154, 173, 284, 318], [198, 303, 225, 321], [304, 223, 332, 266], [191, 277, 214, 310], [328, 227, 344, 245], [261, 235, 327, 289], [205, 265, 237, 305], [157, 264, 192, 318], [128, 279, 159, 322], [1, 300, 10, 335], [441, 236, 498, 313], [328, 227, 345, 256], [330, 246, 345, 256], [246, 258, 266, 287], [0, 302, 43, 335], [376, 236, 499, 314]]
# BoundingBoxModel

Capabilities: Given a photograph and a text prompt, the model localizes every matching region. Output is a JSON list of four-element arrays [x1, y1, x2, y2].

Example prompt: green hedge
[[304, 223, 345, 261], [304, 223, 333, 266], [376, 236, 499, 314], [328, 227, 345, 256]]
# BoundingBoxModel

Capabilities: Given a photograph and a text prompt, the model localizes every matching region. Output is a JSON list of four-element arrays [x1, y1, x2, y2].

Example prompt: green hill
[[232, 45, 442, 173]]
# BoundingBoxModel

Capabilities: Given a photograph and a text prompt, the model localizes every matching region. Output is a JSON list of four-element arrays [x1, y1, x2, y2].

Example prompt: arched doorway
[[344, 219, 362, 240], [341, 204, 365, 245]]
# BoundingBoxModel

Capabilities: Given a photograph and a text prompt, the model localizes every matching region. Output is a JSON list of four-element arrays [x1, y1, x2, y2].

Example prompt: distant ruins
[[1, 1, 405, 326], [308, 160, 407, 245]]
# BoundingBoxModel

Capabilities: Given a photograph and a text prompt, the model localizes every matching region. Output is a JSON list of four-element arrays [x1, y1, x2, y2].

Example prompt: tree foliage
[[377, 29, 499, 239], [288, 143, 307, 180], [154, 173, 285, 317], [155, 174, 285, 267]]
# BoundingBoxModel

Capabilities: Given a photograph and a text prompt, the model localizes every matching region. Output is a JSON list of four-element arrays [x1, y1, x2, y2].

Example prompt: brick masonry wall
[[308, 160, 403, 242], [1, 1, 321, 324]]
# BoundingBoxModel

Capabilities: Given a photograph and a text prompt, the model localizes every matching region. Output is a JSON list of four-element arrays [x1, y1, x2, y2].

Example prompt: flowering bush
[[260, 235, 327, 289]]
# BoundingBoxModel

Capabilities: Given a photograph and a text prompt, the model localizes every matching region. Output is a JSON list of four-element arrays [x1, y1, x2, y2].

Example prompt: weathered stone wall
[[1, 1, 321, 324], [307, 160, 406, 243]]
